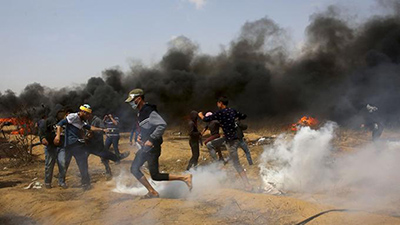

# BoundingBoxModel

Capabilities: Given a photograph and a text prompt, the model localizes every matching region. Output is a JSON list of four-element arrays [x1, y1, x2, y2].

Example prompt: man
[[54, 104, 105, 190], [198, 96, 252, 191], [87, 113, 129, 180], [38, 111, 64, 189], [125, 89, 192, 198], [104, 114, 129, 159], [361, 104, 384, 141], [186, 110, 202, 170]]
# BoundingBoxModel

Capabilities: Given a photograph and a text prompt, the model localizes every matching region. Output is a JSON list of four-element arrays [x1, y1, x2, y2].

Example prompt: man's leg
[[239, 139, 253, 165], [44, 146, 57, 188], [57, 147, 68, 188], [206, 137, 225, 161], [186, 139, 200, 170], [88, 144, 114, 178], [225, 140, 252, 190], [130, 149, 159, 197], [112, 136, 121, 157], [71, 144, 91, 189], [148, 147, 192, 190], [104, 137, 112, 151]]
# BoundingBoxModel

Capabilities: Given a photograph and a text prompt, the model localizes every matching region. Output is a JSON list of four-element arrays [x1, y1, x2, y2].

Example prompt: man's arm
[[236, 110, 247, 120], [108, 114, 119, 125], [54, 118, 67, 146], [147, 111, 167, 146], [198, 112, 218, 122]]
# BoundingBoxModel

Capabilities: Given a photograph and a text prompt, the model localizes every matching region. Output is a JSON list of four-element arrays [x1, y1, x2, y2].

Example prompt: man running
[[125, 89, 192, 198]]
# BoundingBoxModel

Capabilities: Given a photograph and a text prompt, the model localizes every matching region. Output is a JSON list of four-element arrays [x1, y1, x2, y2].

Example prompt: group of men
[[39, 88, 254, 197], [39, 106, 128, 190]]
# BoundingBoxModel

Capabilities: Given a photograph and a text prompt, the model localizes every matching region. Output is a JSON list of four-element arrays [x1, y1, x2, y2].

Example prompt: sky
[[0, 0, 382, 94]]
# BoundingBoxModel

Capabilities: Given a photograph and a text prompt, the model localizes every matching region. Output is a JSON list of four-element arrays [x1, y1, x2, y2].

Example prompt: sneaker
[[105, 173, 112, 181], [45, 183, 52, 189], [119, 151, 130, 160], [59, 183, 68, 189], [82, 184, 91, 191]]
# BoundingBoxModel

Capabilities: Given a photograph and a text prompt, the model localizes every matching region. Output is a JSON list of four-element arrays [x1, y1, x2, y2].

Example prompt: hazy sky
[[0, 0, 381, 94]]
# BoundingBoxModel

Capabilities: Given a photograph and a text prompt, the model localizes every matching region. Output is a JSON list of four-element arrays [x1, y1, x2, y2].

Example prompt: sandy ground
[[1, 128, 400, 225]]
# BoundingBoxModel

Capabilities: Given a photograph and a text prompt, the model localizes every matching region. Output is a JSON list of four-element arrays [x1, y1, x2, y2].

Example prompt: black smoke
[[1, 2, 400, 129]]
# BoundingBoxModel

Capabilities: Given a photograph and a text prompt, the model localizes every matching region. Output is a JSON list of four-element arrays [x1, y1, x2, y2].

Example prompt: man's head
[[79, 104, 92, 120], [125, 88, 145, 110], [217, 96, 229, 109]]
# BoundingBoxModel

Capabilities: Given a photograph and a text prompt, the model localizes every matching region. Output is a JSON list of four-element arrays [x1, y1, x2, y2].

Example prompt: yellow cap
[[79, 104, 92, 113]]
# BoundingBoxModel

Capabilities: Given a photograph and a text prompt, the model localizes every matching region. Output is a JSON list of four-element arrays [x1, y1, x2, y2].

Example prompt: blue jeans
[[206, 137, 225, 160], [44, 145, 66, 185], [105, 136, 120, 157], [225, 139, 244, 173], [238, 139, 253, 165]]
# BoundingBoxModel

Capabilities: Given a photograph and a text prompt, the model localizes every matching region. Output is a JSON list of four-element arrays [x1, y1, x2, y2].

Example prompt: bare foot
[[140, 191, 159, 199], [184, 174, 193, 191]]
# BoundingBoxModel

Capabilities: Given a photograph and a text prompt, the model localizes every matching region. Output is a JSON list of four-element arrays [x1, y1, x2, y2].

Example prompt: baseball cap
[[125, 89, 144, 103]]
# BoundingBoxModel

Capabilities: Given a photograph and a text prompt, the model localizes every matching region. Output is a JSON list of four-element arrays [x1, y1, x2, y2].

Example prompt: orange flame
[[291, 116, 319, 131]]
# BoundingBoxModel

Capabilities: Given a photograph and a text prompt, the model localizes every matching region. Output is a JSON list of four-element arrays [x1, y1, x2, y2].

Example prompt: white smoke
[[259, 122, 400, 209], [112, 163, 228, 199]]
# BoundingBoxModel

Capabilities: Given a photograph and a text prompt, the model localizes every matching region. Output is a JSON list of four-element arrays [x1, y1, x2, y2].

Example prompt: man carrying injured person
[[125, 89, 192, 199], [198, 96, 252, 191], [54, 104, 106, 190]]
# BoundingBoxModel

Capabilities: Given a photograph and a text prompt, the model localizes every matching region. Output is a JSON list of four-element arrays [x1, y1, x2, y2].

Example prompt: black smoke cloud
[[1, 2, 400, 129]]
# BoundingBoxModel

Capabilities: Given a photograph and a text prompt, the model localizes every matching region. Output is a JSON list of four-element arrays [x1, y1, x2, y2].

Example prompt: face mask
[[129, 101, 138, 110], [129, 98, 141, 110]]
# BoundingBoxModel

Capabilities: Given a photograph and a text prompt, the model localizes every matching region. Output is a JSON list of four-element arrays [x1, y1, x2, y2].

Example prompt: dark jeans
[[44, 145, 66, 185], [87, 142, 118, 175], [187, 139, 199, 170], [130, 145, 169, 181], [105, 136, 120, 157], [64, 143, 90, 187], [238, 138, 253, 165]]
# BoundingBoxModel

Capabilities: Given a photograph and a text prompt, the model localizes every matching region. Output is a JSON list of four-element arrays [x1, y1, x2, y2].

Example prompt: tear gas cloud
[[1, 2, 400, 127], [112, 164, 228, 199], [259, 122, 400, 209]]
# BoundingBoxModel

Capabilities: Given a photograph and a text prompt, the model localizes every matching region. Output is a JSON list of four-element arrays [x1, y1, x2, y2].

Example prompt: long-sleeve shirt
[[137, 104, 167, 146], [203, 108, 246, 141]]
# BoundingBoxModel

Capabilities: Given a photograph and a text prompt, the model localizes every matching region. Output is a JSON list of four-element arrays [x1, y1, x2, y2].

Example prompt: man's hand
[[198, 112, 204, 120], [41, 138, 49, 146], [137, 135, 143, 145], [54, 136, 60, 146], [144, 140, 153, 147]]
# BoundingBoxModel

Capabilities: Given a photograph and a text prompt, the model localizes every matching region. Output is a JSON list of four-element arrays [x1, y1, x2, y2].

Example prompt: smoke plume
[[1, 2, 400, 127]]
